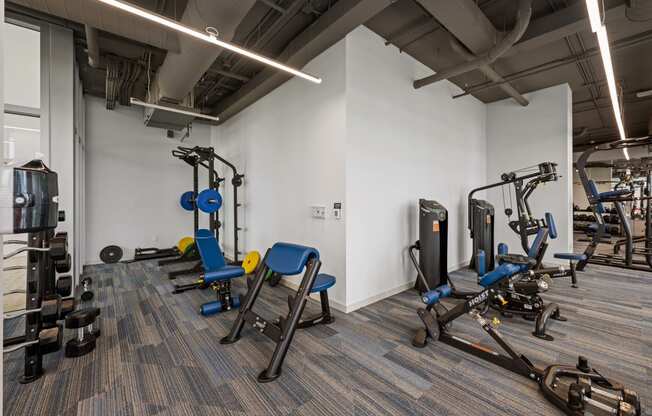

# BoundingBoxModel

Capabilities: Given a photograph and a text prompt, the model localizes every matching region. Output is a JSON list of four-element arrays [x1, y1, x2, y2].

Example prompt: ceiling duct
[[153, 0, 257, 103], [9, 0, 181, 52], [85, 25, 101, 68], [414, 0, 533, 89], [143, 0, 256, 130], [448, 36, 529, 106]]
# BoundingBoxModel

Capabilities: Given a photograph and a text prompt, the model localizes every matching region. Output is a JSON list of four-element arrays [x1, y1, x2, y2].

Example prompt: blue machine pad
[[265, 243, 320, 275]]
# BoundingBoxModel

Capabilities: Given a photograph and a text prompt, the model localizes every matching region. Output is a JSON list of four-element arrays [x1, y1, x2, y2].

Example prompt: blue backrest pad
[[479, 263, 525, 287], [195, 229, 226, 271], [265, 242, 320, 275], [497, 243, 508, 255], [546, 212, 558, 240], [527, 228, 547, 258]]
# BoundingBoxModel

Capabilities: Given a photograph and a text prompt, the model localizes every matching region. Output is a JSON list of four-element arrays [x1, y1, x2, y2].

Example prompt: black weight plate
[[100, 245, 123, 264], [65, 307, 100, 329], [56, 275, 73, 297], [65, 335, 97, 358], [55, 253, 72, 273], [49, 236, 68, 260]]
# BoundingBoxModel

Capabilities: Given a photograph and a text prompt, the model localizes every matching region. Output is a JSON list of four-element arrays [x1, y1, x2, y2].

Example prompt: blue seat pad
[[310, 274, 336, 293], [554, 253, 587, 261], [204, 266, 245, 284], [479, 263, 527, 287], [598, 189, 631, 199], [266, 242, 320, 275]]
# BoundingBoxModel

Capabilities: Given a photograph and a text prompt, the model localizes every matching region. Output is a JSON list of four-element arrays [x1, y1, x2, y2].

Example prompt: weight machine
[[576, 137, 652, 272], [160, 146, 244, 279], [468, 162, 559, 272]]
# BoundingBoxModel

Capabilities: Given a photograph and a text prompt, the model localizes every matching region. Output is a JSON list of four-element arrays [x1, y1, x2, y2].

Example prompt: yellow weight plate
[[177, 237, 194, 254], [242, 250, 260, 274]]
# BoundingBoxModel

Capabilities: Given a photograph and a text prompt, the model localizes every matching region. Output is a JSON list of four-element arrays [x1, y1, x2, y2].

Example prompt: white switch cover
[[311, 206, 326, 219]]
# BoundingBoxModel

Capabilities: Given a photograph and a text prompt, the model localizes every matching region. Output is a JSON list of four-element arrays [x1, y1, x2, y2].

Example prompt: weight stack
[[469, 199, 495, 273], [415, 199, 448, 292]]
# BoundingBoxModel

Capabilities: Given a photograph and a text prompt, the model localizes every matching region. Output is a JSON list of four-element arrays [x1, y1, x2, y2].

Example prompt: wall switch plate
[[311, 206, 326, 219], [333, 202, 342, 220]]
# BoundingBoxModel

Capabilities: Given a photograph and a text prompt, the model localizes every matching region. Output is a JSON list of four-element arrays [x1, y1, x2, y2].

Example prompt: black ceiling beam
[[212, 0, 393, 122], [506, 0, 626, 56], [452, 29, 652, 99]]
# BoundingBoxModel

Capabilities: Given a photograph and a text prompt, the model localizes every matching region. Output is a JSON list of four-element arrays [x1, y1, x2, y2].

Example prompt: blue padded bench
[[220, 242, 336, 383], [177, 229, 246, 316]]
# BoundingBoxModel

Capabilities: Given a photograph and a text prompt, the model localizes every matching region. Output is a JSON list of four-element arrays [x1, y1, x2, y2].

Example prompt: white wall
[[3, 22, 39, 109], [85, 96, 212, 264], [212, 39, 347, 308], [344, 27, 487, 310], [212, 27, 488, 312], [486, 84, 573, 260]]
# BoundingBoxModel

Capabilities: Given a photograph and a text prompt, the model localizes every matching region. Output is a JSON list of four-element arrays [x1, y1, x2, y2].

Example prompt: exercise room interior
[[1, 0, 651, 415]]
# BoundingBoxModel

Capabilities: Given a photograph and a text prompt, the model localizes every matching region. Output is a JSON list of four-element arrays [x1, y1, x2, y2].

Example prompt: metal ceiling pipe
[[414, 0, 533, 89], [85, 25, 101, 68], [449, 36, 528, 106], [154, 0, 257, 103], [9, 0, 180, 52]]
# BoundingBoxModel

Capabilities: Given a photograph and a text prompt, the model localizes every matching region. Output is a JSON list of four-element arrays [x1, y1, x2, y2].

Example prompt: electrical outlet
[[311, 206, 326, 219]]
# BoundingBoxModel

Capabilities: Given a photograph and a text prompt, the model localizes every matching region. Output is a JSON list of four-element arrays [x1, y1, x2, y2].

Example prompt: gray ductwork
[[449, 36, 528, 106], [414, 0, 533, 89], [153, 0, 257, 103], [10, 0, 180, 52], [85, 25, 101, 69]]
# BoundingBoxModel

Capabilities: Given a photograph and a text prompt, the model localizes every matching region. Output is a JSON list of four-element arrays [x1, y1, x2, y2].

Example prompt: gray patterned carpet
[[4, 260, 651, 415]]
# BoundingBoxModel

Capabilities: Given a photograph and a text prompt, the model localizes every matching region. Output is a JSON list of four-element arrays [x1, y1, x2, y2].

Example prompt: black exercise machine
[[468, 162, 558, 271], [576, 137, 652, 272], [468, 163, 582, 286], [411, 252, 641, 415], [409, 199, 567, 340]]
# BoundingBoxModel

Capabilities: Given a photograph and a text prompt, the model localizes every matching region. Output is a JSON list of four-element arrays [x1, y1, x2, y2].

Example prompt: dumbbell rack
[[3, 231, 61, 382]]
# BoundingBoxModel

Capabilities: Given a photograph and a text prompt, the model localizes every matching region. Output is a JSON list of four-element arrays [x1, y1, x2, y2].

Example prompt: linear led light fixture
[[3, 125, 40, 133], [130, 98, 220, 122], [585, 0, 629, 160], [636, 89, 652, 98], [96, 0, 322, 84]]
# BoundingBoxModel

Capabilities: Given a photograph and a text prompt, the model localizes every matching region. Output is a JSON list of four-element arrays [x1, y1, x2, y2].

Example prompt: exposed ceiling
[[5, 0, 652, 150]]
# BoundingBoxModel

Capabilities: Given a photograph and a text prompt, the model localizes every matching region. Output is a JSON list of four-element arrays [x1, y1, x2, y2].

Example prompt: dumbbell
[[64, 307, 100, 357], [80, 277, 94, 302]]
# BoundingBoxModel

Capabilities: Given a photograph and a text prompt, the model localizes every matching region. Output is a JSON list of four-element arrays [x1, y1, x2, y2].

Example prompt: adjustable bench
[[174, 228, 246, 316], [220, 242, 336, 382]]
